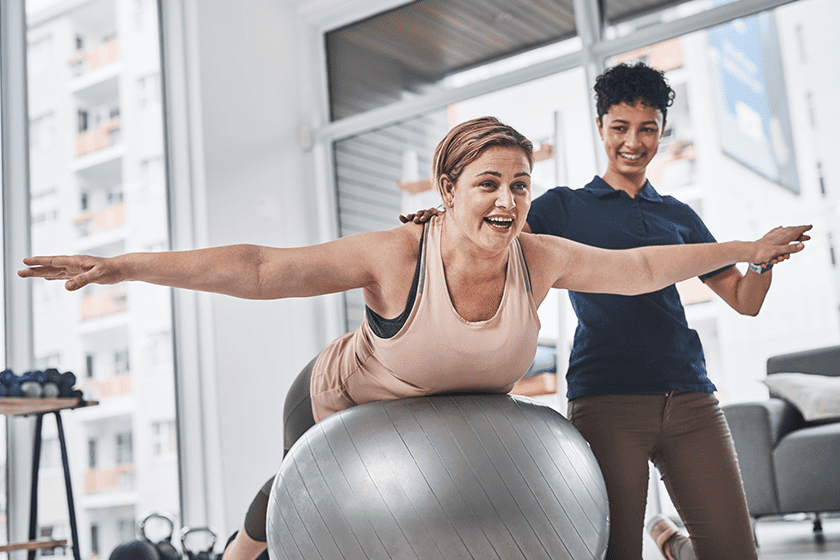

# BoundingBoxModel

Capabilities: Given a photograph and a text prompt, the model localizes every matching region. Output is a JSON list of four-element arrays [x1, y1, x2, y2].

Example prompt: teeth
[[620, 153, 642, 160], [486, 217, 513, 225]]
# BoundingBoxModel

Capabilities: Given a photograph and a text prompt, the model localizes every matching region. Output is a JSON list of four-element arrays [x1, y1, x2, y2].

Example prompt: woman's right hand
[[751, 225, 812, 266], [399, 207, 444, 224], [18, 254, 123, 291]]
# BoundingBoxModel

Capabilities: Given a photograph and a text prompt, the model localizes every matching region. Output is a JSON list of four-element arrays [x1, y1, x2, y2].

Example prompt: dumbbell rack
[[0, 397, 98, 560]]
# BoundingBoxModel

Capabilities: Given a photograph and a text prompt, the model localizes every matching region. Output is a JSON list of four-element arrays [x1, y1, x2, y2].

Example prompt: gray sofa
[[722, 345, 840, 532]]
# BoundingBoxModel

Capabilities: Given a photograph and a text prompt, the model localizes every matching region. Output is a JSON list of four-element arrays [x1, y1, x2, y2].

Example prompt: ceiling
[[604, 0, 690, 23], [326, 0, 695, 119], [330, 0, 577, 79]]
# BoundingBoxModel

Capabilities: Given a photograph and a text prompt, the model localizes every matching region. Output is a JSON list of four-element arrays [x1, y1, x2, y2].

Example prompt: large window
[[321, 0, 840, 538], [0, 47, 7, 556], [324, 0, 840, 402], [334, 113, 448, 331], [24, 0, 178, 557]]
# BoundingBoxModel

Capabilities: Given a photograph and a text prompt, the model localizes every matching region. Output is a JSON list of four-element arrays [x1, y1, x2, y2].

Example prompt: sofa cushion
[[723, 400, 795, 516], [772, 422, 840, 513], [763, 373, 840, 422]]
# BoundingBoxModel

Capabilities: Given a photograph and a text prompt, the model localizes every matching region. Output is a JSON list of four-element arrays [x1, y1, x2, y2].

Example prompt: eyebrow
[[478, 171, 531, 178], [610, 118, 660, 126]]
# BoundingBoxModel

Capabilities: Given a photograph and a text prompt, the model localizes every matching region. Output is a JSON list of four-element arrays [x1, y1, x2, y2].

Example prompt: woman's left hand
[[753, 225, 812, 266], [399, 207, 444, 224]]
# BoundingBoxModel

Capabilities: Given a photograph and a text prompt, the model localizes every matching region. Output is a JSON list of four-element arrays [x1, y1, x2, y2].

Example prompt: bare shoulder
[[517, 232, 578, 302], [518, 231, 568, 264], [387, 221, 423, 255], [518, 233, 561, 301], [360, 221, 424, 313], [397, 220, 424, 246], [361, 221, 423, 270]]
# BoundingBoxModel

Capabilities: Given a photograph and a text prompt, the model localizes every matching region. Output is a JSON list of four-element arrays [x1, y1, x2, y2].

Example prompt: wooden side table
[[0, 398, 98, 560]]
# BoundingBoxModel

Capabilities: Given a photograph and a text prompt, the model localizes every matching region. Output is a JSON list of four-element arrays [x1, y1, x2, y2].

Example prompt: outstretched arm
[[702, 267, 769, 316], [523, 225, 811, 304], [702, 226, 810, 316], [18, 227, 415, 300]]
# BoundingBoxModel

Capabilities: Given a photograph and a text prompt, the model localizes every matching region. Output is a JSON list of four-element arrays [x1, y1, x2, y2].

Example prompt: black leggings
[[243, 356, 318, 542]]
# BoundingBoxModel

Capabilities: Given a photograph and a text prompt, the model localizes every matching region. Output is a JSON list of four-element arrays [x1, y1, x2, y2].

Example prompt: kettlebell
[[109, 540, 160, 560], [138, 511, 180, 560], [180, 526, 219, 560]]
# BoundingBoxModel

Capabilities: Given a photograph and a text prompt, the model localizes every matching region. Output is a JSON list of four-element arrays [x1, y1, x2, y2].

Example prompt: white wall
[[179, 0, 332, 534]]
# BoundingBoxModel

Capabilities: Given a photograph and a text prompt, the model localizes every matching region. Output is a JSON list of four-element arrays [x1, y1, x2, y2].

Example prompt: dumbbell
[[58, 370, 78, 397], [0, 369, 22, 397], [41, 368, 62, 398], [5, 367, 82, 400], [20, 370, 45, 398], [21, 381, 44, 398], [17, 369, 69, 399]]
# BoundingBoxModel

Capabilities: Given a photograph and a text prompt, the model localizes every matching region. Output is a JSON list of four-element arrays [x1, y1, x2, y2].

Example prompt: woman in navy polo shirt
[[526, 63, 769, 560]]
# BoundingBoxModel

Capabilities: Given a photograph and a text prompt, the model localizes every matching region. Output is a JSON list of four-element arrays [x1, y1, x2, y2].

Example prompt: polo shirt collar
[[586, 175, 663, 203]]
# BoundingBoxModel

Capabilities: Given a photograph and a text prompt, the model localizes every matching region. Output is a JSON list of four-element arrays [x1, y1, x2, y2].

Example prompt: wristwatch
[[748, 262, 774, 274]]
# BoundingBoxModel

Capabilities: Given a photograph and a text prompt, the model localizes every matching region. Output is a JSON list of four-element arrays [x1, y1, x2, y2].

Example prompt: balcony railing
[[81, 373, 132, 401], [68, 39, 120, 76], [74, 118, 121, 157], [74, 202, 126, 236], [79, 286, 127, 321], [84, 464, 135, 494]]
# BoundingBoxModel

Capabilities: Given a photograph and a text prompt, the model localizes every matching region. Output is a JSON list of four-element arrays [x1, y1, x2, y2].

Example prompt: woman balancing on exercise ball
[[406, 63, 790, 560], [20, 116, 809, 560]]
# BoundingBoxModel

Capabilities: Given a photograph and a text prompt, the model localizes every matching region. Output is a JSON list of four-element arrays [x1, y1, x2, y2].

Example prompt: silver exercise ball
[[267, 393, 609, 559]]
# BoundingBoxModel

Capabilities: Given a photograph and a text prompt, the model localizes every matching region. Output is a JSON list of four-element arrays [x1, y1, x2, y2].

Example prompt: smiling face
[[441, 146, 531, 255], [597, 100, 665, 192]]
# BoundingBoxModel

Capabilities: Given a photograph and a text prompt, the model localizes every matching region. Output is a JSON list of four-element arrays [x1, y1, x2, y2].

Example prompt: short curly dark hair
[[593, 62, 675, 123]]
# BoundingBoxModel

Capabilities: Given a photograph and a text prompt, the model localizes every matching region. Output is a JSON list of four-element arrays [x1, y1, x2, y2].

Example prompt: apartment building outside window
[[151, 420, 176, 456], [88, 438, 97, 469], [28, 33, 52, 75], [23, 0, 180, 556], [137, 73, 159, 108], [39, 526, 58, 556], [29, 111, 54, 151]]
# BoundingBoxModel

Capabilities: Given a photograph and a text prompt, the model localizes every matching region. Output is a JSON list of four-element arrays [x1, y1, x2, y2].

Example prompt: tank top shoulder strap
[[418, 214, 449, 297], [365, 222, 430, 338], [511, 237, 532, 293]]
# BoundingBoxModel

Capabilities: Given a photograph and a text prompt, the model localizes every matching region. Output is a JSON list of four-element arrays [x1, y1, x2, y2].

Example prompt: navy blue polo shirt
[[528, 176, 730, 400]]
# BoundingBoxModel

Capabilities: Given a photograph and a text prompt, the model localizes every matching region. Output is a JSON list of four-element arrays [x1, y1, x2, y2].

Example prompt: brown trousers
[[568, 391, 757, 560]]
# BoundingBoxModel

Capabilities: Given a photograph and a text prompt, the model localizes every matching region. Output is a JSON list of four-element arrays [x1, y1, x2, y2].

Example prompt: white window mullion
[[158, 0, 226, 533], [593, 0, 801, 60], [1, 0, 36, 549]]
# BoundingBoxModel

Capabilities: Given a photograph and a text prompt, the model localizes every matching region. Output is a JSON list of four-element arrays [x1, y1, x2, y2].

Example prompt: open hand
[[752, 225, 812, 267], [399, 207, 444, 224], [18, 255, 122, 291]]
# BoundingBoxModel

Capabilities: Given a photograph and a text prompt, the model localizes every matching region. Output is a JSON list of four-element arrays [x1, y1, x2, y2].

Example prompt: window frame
[[1, 0, 36, 548], [313, 0, 801, 146]]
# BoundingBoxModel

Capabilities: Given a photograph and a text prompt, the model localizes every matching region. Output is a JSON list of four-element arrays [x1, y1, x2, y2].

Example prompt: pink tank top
[[309, 215, 541, 422]]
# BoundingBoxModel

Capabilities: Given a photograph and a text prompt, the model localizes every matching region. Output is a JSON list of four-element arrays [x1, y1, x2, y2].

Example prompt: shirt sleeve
[[527, 188, 570, 237], [680, 203, 735, 282]]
